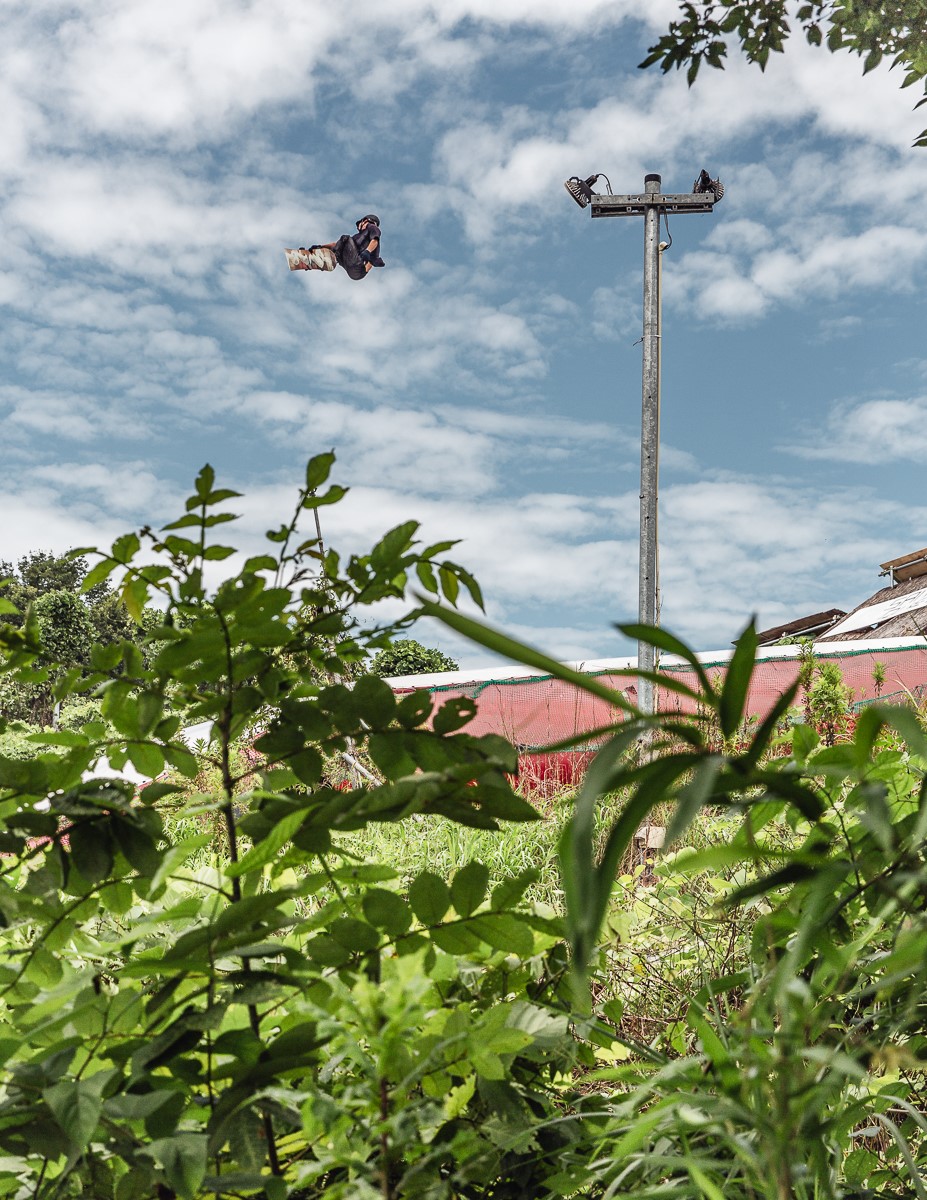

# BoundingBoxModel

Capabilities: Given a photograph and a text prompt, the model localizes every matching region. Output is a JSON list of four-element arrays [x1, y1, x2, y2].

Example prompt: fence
[[387, 637, 927, 788]]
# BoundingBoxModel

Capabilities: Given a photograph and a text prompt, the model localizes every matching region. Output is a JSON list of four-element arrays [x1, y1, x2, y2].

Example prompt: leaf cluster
[[0, 456, 585, 1200], [433, 601, 927, 1196], [642, 1, 927, 145]]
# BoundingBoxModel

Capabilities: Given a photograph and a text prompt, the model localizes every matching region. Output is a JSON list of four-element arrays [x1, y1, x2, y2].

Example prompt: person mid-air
[[285, 215, 385, 279]]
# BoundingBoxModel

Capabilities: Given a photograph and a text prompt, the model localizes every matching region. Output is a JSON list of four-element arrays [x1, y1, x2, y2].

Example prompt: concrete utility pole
[[565, 170, 722, 714]]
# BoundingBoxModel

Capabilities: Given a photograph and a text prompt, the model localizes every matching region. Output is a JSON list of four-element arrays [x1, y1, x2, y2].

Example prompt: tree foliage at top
[[643, 1, 927, 145]]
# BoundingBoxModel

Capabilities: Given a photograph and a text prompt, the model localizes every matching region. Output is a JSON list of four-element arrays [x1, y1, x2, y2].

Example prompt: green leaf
[[396, 690, 433, 729], [718, 620, 757, 738], [429, 922, 483, 954], [433, 696, 477, 734], [439, 565, 460, 605], [194, 464, 216, 500], [330, 917, 380, 952], [787, 710, 816, 758], [162, 513, 204, 531], [371, 520, 419, 569], [100, 881, 134, 914], [226, 808, 308, 878], [90, 641, 123, 671], [69, 820, 115, 884], [243, 554, 279, 574], [368, 733, 417, 780], [351, 674, 396, 728], [112, 818, 163, 876], [303, 483, 348, 508], [416, 561, 439, 594], [81, 558, 120, 592], [305, 450, 336, 490], [451, 563, 484, 611], [127, 742, 165, 779], [409, 872, 452, 924], [43, 1075, 108, 1151], [111, 532, 141, 564], [451, 861, 489, 917], [491, 868, 538, 910], [146, 1134, 207, 1200], [469, 912, 534, 956], [361, 888, 413, 937]]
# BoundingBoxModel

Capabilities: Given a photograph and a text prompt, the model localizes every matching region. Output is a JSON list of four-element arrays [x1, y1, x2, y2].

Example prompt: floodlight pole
[[590, 173, 719, 715]]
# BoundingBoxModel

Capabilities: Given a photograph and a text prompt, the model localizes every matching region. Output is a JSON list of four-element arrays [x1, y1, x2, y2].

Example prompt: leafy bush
[[370, 638, 458, 678], [434, 608, 927, 1197], [3, 456, 927, 1199], [0, 456, 579, 1199]]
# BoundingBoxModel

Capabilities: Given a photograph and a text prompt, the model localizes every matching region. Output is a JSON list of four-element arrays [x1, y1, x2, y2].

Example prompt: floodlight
[[693, 168, 724, 201], [564, 174, 600, 208]]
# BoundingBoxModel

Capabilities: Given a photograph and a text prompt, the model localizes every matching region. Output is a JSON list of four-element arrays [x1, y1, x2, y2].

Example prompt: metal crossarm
[[591, 191, 719, 217]]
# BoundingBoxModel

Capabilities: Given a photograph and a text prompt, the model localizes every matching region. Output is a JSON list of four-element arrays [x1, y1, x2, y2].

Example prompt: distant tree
[[0, 550, 145, 727], [371, 638, 459, 677], [643, 1, 927, 146]]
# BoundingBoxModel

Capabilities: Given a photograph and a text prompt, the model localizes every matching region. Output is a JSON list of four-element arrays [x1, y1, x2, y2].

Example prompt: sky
[[2, 0, 927, 668]]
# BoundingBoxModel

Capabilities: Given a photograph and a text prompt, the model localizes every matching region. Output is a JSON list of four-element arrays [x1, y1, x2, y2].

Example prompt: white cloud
[[1, 0, 926, 671], [0, 484, 127, 566], [2, 0, 665, 151], [243, 393, 620, 498], [782, 394, 927, 464], [656, 475, 927, 644]]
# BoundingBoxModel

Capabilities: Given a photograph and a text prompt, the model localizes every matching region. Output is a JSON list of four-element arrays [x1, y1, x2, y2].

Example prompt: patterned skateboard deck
[[285, 247, 313, 270]]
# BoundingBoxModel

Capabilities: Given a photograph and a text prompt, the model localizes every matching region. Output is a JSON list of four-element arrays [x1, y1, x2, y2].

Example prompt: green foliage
[[806, 658, 853, 744], [370, 637, 458, 678], [0, 456, 578, 1199], [5, 456, 927, 1197], [643, 1, 927, 146], [0, 550, 147, 728], [427, 600, 927, 1197]]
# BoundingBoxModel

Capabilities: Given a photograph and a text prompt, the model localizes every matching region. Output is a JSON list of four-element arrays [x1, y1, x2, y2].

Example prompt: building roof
[[818, 573, 927, 642], [754, 608, 846, 646]]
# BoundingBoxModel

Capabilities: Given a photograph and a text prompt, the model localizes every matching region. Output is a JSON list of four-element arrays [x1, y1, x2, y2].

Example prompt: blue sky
[[2, 0, 927, 667]]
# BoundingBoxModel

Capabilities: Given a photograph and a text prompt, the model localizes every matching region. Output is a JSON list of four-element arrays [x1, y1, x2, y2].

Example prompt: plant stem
[[216, 652, 281, 1176], [379, 1076, 392, 1200]]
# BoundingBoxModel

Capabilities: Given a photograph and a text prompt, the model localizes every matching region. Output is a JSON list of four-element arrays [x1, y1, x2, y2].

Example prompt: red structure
[[387, 637, 927, 788]]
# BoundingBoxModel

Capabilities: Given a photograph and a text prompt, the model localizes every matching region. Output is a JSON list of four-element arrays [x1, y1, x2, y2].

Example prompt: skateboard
[[285, 246, 336, 272]]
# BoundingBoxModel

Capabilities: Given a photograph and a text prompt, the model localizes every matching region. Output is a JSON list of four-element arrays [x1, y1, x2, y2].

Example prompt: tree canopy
[[371, 638, 459, 678], [644, 1, 927, 146], [0, 550, 143, 726]]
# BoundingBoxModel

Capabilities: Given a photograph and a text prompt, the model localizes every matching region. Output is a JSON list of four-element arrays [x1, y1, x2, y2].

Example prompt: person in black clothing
[[296, 215, 385, 279]]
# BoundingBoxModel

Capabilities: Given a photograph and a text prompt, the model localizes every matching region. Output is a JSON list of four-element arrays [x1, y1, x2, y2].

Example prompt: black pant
[[334, 235, 368, 281]]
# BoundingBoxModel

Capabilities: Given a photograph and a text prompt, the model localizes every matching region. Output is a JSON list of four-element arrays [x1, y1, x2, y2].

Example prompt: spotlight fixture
[[693, 168, 724, 201], [563, 172, 611, 208]]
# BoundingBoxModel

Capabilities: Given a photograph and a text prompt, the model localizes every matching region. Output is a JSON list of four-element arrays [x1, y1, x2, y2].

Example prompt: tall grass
[[330, 789, 576, 908]]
